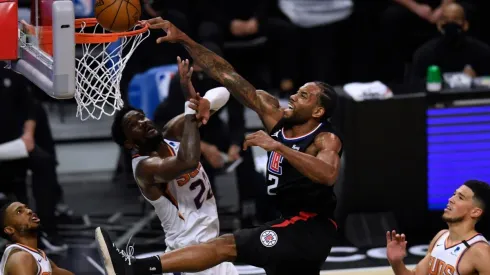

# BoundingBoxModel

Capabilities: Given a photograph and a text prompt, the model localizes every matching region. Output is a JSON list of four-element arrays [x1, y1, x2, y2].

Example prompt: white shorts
[[163, 262, 238, 275]]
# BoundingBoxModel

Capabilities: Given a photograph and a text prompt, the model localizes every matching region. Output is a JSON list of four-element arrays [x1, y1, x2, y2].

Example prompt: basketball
[[94, 0, 141, 32]]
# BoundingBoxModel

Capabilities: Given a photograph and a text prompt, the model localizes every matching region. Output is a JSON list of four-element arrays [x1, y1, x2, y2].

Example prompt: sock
[[133, 255, 163, 275]]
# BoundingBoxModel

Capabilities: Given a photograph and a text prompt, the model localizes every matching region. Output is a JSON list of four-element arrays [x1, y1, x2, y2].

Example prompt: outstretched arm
[[146, 18, 283, 132], [161, 86, 231, 141], [139, 110, 201, 182], [161, 58, 228, 140], [138, 59, 202, 181]]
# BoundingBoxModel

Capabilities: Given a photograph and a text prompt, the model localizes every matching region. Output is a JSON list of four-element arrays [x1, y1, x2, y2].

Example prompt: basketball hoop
[[20, 18, 150, 120]]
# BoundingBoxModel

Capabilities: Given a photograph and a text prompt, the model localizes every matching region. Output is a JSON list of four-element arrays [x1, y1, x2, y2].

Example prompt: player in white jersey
[[99, 57, 238, 275], [0, 201, 73, 275], [131, 139, 219, 250], [386, 180, 490, 275]]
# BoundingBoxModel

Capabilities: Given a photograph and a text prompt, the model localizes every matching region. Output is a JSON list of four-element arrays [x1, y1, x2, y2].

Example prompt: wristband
[[185, 101, 196, 115]]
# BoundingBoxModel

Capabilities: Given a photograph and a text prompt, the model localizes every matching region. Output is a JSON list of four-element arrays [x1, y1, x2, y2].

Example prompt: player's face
[[122, 110, 163, 151], [3, 202, 41, 238], [284, 82, 324, 124], [442, 185, 482, 223]]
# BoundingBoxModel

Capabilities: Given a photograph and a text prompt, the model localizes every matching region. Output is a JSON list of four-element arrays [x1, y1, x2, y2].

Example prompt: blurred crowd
[[121, 0, 490, 97], [2, 0, 490, 250]]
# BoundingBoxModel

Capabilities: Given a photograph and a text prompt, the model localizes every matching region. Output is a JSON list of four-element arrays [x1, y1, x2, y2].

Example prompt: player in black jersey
[[95, 18, 342, 275]]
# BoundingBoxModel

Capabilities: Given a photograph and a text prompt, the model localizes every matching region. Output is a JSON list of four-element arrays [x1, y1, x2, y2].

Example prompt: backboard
[[1, 0, 149, 120], [1, 0, 76, 99]]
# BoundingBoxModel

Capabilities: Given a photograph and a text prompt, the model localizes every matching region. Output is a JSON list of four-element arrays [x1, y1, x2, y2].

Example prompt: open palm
[[386, 230, 407, 264]]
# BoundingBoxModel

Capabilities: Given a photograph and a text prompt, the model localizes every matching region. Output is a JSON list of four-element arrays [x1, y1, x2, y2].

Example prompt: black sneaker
[[95, 227, 135, 275]]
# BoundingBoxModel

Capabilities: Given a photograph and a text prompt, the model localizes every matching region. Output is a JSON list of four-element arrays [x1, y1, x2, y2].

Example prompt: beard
[[17, 223, 41, 237], [139, 131, 164, 153], [442, 213, 464, 224], [283, 114, 308, 126]]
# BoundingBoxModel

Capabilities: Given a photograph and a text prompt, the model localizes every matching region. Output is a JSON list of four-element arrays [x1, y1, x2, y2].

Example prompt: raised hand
[[177, 56, 196, 100], [243, 130, 280, 152], [189, 94, 211, 125], [146, 17, 187, 44], [386, 230, 408, 264]]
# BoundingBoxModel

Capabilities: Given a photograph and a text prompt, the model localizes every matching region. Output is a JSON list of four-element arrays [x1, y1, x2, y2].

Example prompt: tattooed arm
[[146, 18, 284, 132]]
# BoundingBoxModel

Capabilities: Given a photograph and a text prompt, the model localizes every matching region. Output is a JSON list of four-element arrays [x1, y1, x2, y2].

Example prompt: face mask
[[441, 22, 463, 38]]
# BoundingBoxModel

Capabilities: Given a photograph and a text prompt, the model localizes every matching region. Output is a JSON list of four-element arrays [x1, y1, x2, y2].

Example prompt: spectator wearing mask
[[379, 0, 471, 84], [410, 3, 490, 85]]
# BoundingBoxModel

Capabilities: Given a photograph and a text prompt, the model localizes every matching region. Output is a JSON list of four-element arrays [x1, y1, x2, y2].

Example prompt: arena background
[[2, 0, 490, 274]]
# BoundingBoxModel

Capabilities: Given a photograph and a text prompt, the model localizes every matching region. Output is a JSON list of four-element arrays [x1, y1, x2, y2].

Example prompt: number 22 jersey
[[132, 139, 219, 251]]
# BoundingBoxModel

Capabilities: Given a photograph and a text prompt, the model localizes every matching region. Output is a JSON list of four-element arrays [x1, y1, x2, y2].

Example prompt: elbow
[[178, 153, 200, 171], [320, 169, 339, 186], [187, 156, 200, 170]]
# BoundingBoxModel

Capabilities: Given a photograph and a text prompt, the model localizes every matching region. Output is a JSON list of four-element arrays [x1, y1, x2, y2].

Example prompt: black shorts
[[233, 212, 338, 275]]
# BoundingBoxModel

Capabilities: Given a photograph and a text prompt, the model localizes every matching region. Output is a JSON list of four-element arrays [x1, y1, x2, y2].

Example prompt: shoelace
[[114, 236, 135, 265]]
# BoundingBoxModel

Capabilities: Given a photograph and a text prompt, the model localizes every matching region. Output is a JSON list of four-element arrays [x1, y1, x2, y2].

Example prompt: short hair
[[314, 81, 338, 121], [465, 180, 490, 213], [111, 105, 143, 147], [0, 201, 14, 241]]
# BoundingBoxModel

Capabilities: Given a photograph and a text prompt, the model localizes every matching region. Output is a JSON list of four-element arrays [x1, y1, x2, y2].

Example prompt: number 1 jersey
[[132, 139, 219, 251]]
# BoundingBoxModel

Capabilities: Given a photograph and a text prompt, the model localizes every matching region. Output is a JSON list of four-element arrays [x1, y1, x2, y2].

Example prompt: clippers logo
[[260, 230, 278, 247], [268, 151, 284, 175]]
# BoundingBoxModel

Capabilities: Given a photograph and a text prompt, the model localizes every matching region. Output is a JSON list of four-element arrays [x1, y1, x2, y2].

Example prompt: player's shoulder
[[134, 155, 160, 179], [4, 249, 38, 274], [314, 131, 342, 150], [465, 240, 490, 269], [432, 229, 449, 242], [256, 89, 283, 114], [469, 240, 490, 256], [6, 249, 36, 266], [428, 229, 448, 250]]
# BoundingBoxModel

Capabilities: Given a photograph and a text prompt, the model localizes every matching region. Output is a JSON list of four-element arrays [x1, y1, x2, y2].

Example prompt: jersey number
[[190, 172, 213, 209], [267, 174, 279, 196]]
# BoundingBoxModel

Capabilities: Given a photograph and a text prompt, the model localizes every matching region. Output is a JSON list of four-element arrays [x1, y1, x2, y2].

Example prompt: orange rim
[[20, 18, 149, 44], [75, 18, 149, 44]]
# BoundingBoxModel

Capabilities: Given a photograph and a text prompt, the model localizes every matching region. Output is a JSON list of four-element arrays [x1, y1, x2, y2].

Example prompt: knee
[[207, 234, 237, 262]]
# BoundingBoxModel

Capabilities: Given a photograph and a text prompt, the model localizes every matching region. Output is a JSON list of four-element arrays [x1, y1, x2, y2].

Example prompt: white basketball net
[[75, 22, 149, 120]]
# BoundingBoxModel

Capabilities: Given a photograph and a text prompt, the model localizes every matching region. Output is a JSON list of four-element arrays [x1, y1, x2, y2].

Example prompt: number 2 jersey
[[266, 119, 343, 217], [132, 139, 219, 251]]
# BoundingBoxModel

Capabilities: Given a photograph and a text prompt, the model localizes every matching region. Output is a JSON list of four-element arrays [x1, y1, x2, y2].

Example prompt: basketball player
[[106, 57, 237, 275], [96, 18, 342, 275], [387, 180, 490, 275], [0, 201, 73, 275]]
